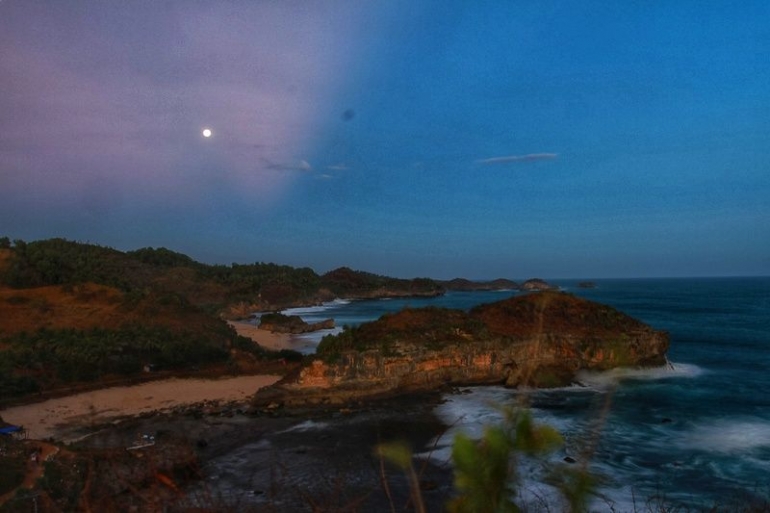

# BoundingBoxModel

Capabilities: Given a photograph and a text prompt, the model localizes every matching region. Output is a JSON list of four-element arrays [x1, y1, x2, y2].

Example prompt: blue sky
[[1, 1, 768, 279]]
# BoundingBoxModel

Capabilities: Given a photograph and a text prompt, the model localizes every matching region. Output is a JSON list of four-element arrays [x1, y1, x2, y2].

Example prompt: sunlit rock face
[[253, 292, 669, 407]]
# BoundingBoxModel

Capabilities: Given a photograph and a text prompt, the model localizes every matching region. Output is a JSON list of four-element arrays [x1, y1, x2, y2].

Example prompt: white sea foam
[[279, 420, 329, 433], [281, 305, 332, 316], [420, 387, 581, 464], [575, 361, 705, 389], [281, 298, 350, 318], [679, 418, 770, 453]]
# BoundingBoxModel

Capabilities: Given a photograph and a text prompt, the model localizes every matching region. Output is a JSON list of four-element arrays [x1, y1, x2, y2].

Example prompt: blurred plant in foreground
[[378, 405, 598, 513]]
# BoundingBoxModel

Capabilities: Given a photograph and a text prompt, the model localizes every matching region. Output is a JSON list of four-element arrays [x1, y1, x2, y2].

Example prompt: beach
[[0, 375, 282, 441], [228, 319, 321, 353], [0, 322, 298, 441]]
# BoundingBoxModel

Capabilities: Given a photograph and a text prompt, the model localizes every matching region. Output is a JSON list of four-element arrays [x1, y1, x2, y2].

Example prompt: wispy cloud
[[476, 153, 558, 165], [264, 159, 313, 172], [326, 164, 348, 171]]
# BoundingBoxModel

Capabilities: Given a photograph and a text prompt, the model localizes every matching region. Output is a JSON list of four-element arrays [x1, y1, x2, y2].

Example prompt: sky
[[1, 1, 768, 279]]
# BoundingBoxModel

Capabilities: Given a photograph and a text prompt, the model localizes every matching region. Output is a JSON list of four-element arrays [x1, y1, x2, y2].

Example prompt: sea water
[[280, 278, 770, 508]]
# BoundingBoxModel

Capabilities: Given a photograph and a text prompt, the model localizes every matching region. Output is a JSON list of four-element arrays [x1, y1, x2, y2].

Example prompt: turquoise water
[[283, 278, 770, 508]]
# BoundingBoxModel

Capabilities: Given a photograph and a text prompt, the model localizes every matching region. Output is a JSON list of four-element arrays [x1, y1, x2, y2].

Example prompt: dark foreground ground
[[76, 392, 455, 512]]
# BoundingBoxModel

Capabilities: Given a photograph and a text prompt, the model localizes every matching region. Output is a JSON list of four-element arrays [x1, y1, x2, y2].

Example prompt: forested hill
[[0, 237, 444, 315], [0, 237, 444, 400]]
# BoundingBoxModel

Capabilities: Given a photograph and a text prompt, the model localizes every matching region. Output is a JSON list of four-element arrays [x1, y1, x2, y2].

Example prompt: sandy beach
[[0, 320, 315, 442], [0, 375, 282, 441], [228, 320, 320, 353]]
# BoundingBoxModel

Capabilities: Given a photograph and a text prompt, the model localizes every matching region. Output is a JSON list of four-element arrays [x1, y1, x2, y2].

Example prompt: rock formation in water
[[258, 312, 335, 334], [252, 291, 669, 407]]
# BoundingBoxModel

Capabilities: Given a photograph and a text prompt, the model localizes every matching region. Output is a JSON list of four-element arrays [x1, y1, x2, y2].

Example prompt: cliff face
[[253, 292, 669, 407]]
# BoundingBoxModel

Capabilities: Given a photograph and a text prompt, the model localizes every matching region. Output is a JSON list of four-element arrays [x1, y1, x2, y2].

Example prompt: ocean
[[278, 277, 770, 509]]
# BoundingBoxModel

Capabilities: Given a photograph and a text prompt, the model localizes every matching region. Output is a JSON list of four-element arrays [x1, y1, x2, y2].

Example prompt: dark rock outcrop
[[258, 312, 335, 334], [252, 291, 669, 407]]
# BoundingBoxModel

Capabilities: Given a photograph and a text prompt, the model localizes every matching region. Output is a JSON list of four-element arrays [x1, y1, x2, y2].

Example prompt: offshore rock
[[258, 312, 335, 334], [252, 291, 669, 407]]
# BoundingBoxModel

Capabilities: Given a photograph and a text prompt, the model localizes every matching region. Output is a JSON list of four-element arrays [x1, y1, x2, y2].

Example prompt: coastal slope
[[253, 291, 669, 407]]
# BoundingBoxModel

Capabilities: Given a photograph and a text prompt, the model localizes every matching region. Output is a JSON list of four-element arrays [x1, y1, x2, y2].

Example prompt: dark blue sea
[[281, 278, 770, 509]]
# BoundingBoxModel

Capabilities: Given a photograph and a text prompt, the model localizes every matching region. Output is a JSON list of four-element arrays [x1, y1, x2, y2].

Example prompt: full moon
[[202, 128, 212, 138]]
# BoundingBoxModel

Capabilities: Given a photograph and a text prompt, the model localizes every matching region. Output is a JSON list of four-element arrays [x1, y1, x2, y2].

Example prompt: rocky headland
[[441, 277, 554, 291], [257, 312, 335, 334], [253, 291, 669, 407]]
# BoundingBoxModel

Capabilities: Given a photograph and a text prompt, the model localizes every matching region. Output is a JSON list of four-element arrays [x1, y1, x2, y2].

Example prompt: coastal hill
[[253, 291, 670, 406], [0, 237, 546, 401], [0, 238, 439, 400], [0, 238, 444, 317], [440, 277, 553, 291]]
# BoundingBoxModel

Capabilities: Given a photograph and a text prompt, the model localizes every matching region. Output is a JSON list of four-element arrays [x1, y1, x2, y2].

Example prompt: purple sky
[[2, 1, 769, 279]]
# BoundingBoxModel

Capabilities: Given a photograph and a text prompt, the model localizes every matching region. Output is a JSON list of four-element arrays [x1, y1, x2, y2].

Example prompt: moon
[[202, 128, 212, 138]]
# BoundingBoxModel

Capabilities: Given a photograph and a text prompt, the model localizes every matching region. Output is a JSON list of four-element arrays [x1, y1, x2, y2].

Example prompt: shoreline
[[228, 319, 322, 353], [0, 374, 282, 441], [0, 318, 312, 442]]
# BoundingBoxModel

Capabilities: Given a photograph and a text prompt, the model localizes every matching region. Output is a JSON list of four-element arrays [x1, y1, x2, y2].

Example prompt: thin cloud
[[263, 159, 313, 172], [476, 153, 558, 165], [326, 164, 348, 171]]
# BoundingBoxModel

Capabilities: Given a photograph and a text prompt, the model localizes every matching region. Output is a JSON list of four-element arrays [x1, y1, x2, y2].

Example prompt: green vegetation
[[126, 246, 196, 267], [2, 238, 133, 290], [320, 266, 443, 297], [448, 407, 567, 512], [0, 325, 232, 398], [0, 238, 443, 312], [317, 306, 488, 362], [376, 405, 599, 513], [2, 237, 428, 401]]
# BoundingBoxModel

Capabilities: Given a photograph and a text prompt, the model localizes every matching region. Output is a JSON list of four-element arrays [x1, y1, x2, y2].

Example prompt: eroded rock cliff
[[252, 291, 669, 407]]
